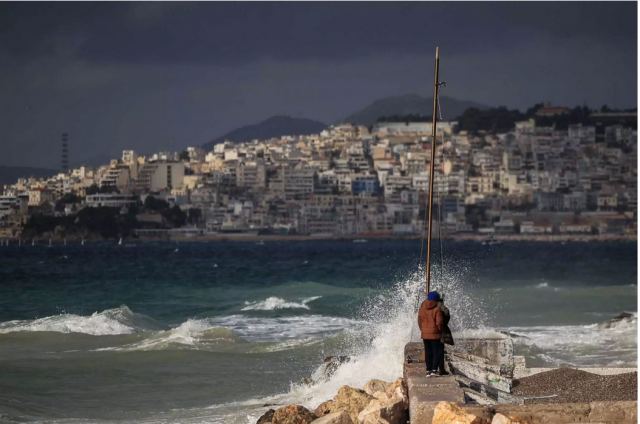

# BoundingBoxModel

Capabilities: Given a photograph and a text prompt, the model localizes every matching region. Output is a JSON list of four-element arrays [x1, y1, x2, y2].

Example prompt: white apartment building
[[28, 189, 54, 206], [100, 165, 131, 192], [236, 161, 266, 189], [0, 195, 27, 219], [135, 162, 185, 193], [284, 167, 315, 198], [384, 175, 412, 197]]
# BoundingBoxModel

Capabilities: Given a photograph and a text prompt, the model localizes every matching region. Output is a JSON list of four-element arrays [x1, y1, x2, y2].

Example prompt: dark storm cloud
[[1, 2, 635, 65], [0, 2, 636, 168]]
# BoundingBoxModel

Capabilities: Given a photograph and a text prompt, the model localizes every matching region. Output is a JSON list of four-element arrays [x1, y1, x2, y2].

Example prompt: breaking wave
[[241, 296, 321, 311], [106, 314, 362, 352], [285, 262, 486, 408], [0, 306, 361, 353], [0, 306, 160, 336], [105, 319, 243, 351]]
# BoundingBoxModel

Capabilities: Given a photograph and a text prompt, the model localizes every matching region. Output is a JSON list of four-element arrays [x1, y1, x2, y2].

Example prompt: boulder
[[357, 396, 407, 424], [363, 379, 390, 396], [384, 379, 408, 407], [314, 400, 336, 417], [272, 404, 317, 424], [371, 391, 390, 401], [491, 413, 529, 424], [332, 385, 374, 424], [320, 356, 351, 379], [311, 410, 354, 424], [432, 402, 489, 424], [257, 408, 275, 424]]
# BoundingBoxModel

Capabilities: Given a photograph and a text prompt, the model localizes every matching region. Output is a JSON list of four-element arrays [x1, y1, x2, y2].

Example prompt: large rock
[[432, 402, 489, 424], [384, 379, 408, 407], [257, 408, 275, 424], [272, 404, 317, 424], [491, 413, 529, 424], [357, 396, 407, 424], [319, 356, 351, 380], [332, 386, 375, 424], [314, 400, 336, 417], [311, 410, 353, 424], [363, 379, 390, 396], [370, 391, 390, 401]]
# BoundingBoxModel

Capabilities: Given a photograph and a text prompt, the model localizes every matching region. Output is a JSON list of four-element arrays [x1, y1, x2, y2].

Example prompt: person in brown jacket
[[418, 291, 444, 376]]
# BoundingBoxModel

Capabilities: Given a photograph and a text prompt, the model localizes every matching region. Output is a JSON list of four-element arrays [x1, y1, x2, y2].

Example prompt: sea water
[[0, 240, 636, 423]]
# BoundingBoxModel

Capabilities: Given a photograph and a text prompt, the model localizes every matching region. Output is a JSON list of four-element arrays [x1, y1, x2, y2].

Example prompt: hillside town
[[0, 106, 637, 241]]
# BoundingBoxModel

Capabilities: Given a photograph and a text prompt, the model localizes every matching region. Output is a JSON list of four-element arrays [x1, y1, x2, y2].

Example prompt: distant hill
[[0, 166, 56, 185], [203, 115, 327, 149], [342, 94, 489, 126]]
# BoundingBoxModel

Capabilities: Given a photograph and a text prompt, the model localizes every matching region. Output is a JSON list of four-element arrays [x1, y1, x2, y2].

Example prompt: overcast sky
[[0, 2, 636, 168]]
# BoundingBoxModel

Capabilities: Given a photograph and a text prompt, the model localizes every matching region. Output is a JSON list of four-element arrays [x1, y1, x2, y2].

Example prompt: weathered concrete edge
[[514, 367, 638, 378]]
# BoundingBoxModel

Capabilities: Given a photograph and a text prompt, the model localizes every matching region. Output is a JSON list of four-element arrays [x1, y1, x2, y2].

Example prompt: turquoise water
[[0, 240, 636, 423]]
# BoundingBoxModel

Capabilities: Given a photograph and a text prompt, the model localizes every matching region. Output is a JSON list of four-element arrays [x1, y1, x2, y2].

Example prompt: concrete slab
[[514, 367, 638, 378], [404, 342, 465, 423]]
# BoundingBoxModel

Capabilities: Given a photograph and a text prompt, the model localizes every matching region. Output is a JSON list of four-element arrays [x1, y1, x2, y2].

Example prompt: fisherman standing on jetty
[[418, 291, 444, 377]]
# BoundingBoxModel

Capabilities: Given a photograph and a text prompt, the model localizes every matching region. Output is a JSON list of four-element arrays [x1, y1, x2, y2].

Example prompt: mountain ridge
[[202, 115, 327, 149], [342, 94, 490, 125], [200, 94, 490, 149]]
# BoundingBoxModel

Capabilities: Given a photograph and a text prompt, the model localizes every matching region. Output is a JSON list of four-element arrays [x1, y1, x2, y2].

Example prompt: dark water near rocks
[[0, 240, 636, 423]]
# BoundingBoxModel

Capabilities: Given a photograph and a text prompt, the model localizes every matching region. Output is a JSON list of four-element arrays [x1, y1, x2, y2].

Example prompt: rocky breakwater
[[256, 378, 409, 424], [431, 400, 638, 424]]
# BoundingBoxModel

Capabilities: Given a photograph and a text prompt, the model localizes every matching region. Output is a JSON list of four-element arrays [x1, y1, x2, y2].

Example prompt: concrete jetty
[[403, 338, 637, 423], [403, 342, 464, 423]]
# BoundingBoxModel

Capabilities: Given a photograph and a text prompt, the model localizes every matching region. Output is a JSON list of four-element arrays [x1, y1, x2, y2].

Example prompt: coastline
[[162, 232, 637, 243], [3, 232, 636, 243]]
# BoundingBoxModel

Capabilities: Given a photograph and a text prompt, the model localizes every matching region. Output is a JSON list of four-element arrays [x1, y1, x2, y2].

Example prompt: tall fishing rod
[[425, 46, 441, 294]]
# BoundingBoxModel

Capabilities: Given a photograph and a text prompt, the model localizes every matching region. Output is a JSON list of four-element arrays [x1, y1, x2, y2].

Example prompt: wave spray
[[286, 262, 486, 409]]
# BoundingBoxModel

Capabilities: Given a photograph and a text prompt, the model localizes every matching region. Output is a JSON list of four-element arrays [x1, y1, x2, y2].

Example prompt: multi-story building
[[134, 162, 185, 193]]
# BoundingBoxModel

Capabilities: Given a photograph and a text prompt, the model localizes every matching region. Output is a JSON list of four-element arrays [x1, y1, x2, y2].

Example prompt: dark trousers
[[423, 339, 444, 372]]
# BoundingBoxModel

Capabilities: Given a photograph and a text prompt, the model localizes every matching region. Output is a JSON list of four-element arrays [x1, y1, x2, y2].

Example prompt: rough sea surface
[[0, 240, 636, 423]]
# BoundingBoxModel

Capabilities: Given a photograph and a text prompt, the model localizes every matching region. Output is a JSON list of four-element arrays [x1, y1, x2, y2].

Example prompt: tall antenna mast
[[425, 47, 441, 293], [61, 132, 69, 173]]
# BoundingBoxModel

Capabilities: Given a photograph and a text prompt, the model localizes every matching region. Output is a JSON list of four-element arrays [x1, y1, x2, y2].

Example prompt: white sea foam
[[241, 296, 321, 311], [505, 312, 637, 367], [103, 314, 362, 352], [211, 314, 363, 342], [532, 281, 561, 291], [455, 327, 509, 339], [0, 306, 155, 336], [106, 319, 241, 351]]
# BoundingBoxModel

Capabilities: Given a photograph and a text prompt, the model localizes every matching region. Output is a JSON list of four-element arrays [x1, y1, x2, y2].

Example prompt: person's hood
[[425, 300, 438, 309]]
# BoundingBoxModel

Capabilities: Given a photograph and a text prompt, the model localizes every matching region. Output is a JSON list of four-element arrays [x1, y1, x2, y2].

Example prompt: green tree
[[187, 208, 202, 225], [144, 196, 169, 211], [86, 184, 100, 195], [55, 193, 81, 212], [163, 205, 186, 227]]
